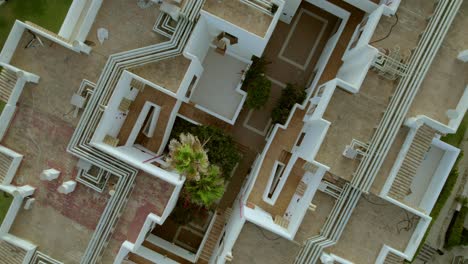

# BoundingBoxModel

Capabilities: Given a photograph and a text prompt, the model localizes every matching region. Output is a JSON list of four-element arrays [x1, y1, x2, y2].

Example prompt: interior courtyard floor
[[407, 0, 468, 125], [1, 31, 108, 263], [202, 0, 272, 38], [328, 194, 419, 264], [231, 222, 300, 264], [87, 0, 168, 57]]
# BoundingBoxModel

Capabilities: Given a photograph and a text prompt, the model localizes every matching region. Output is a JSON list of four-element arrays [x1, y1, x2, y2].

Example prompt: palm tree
[[166, 133, 209, 181], [185, 165, 225, 208]]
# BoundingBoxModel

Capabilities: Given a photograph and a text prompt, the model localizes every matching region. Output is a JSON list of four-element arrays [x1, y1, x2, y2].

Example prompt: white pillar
[[40, 168, 60, 181], [16, 185, 35, 197], [113, 241, 134, 264], [458, 50, 468, 62], [57, 181, 77, 194], [24, 198, 35, 210]]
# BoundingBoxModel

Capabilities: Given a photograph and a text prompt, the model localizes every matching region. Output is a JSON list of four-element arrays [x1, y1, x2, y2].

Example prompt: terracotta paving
[[247, 1, 363, 215], [3, 105, 107, 263], [109, 172, 174, 244]]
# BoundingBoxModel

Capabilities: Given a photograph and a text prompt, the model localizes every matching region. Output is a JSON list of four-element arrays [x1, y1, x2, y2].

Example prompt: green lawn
[[0, 99, 5, 115], [0, 0, 73, 48], [441, 113, 468, 147], [0, 191, 13, 224], [410, 115, 467, 262]]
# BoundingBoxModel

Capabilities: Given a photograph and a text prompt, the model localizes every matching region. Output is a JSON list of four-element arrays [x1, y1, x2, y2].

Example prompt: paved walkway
[[425, 129, 468, 264]]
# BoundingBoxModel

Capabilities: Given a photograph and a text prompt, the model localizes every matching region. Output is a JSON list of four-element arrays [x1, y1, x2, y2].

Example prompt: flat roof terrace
[[327, 194, 419, 264], [1, 23, 111, 264], [202, 0, 272, 38], [232, 222, 300, 264], [407, 0, 468, 125], [371, 0, 437, 55], [100, 171, 174, 263], [88, 0, 167, 57], [190, 48, 247, 123], [315, 71, 396, 181], [129, 56, 191, 94]]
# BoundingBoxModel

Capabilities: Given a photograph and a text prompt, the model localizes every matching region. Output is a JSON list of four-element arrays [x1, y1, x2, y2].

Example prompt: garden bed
[[0, 191, 13, 224], [0, 0, 72, 48], [169, 117, 241, 180]]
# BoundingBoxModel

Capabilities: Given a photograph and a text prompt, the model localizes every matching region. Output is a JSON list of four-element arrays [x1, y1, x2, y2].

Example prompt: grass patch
[[0, 0, 73, 48], [409, 116, 467, 262], [445, 206, 468, 249], [0, 191, 13, 224], [441, 113, 467, 147], [0, 99, 5, 115]]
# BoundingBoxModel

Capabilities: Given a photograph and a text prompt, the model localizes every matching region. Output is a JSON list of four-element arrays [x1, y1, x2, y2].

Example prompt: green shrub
[[271, 4, 279, 14], [245, 75, 271, 109], [441, 113, 467, 147], [190, 126, 241, 179], [243, 56, 272, 109], [170, 118, 241, 179], [462, 228, 468, 246], [185, 165, 225, 208], [243, 56, 270, 86], [170, 197, 206, 225], [0, 192, 13, 224], [431, 151, 463, 219], [445, 206, 468, 249], [271, 83, 306, 124], [0, 100, 5, 115], [410, 152, 464, 262]]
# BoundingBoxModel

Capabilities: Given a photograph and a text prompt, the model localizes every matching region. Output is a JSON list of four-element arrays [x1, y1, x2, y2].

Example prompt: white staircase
[[199, 210, 226, 262], [0, 151, 13, 184], [295, 184, 361, 264], [0, 68, 17, 102], [29, 250, 64, 264], [240, 0, 274, 15], [0, 240, 26, 264], [389, 125, 436, 201], [415, 244, 438, 263], [384, 252, 405, 264]]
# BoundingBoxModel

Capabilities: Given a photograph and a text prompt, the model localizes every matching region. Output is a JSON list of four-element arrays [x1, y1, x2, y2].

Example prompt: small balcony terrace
[[87, 0, 168, 56], [379, 124, 460, 214], [327, 194, 421, 264], [188, 48, 248, 124], [202, 0, 274, 38]]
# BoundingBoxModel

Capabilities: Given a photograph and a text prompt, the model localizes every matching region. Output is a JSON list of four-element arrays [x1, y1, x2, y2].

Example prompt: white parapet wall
[[0, 185, 35, 236], [448, 86, 468, 131], [0, 233, 37, 263], [0, 63, 40, 141], [457, 49, 468, 62], [0, 146, 23, 185], [59, 0, 104, 43]]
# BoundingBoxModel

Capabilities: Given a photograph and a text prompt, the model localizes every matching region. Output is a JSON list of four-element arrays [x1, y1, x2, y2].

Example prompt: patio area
[[407, 0, 468, 125], [328, 194, 419, 264], [231, 222, 300, 264], [190, 48, 247, 123], [130, 55, 191, 94], [87, 0, 167, 57], [202, 0, 272, 38], [100, 171, 174, 263], [315, 70, 397, 181]]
